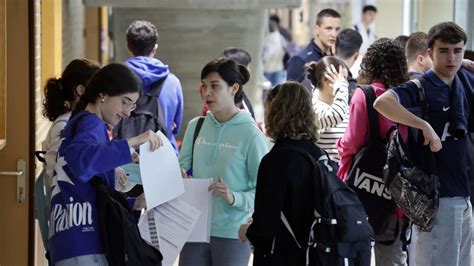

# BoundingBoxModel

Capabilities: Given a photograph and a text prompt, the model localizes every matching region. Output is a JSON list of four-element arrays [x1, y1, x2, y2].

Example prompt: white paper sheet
[[139, 131, 184, 209], [177, 178, 213, 243], [138, 198, 201, 266]]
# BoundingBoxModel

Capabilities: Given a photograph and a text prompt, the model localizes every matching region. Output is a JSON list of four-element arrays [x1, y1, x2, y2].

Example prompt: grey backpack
[[113, 78, 168, 140]]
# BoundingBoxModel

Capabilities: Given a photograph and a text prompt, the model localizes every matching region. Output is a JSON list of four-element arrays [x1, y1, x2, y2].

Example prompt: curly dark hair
[[43, 59, 100, 121], [358, 38, 408, 87], [265, 82, 319, 142]]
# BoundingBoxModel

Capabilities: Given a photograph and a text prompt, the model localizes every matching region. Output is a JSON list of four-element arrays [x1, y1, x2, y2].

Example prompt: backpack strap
[[411, 79, 428, 120], [410, 79, 437, 173], [148, 78, 166, 98], [148, 78, 168, 134], [359, 85, 380, 143], [35, 151, 46, 163], [280, 212, 302, 248], [190, 117, 205, 174]]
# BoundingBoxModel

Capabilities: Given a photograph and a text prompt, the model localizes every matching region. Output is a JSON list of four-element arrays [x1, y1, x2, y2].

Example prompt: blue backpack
[[281, 146, 373, 266]]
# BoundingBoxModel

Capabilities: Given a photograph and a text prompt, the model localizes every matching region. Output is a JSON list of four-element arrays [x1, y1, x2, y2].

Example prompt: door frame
[[28, 0, 36, 264]]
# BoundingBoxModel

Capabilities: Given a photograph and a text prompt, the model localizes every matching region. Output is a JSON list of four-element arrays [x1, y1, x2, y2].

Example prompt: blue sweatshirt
[[126, 56, 184, 154], [48, 111, 132, 263], [179, 111, 269, 239]]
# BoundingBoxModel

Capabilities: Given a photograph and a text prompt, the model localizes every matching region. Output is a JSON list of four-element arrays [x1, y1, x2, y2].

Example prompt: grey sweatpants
[[179, 236, 251, 266]]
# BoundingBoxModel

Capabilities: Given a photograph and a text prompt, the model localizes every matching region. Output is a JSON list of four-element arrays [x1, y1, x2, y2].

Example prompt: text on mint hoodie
[[179, 110, 268, 239]]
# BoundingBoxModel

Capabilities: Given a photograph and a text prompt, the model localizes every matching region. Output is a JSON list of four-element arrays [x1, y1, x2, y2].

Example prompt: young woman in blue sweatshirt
[[49, 63, 163, 265], [178, 58, 268, 266]]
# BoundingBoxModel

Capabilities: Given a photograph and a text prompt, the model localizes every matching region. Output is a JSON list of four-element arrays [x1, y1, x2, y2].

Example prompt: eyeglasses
[[121, 97, 137, 112]]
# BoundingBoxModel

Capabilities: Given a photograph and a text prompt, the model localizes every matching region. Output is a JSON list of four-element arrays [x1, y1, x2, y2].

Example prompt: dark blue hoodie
[[126, 56, 184, 154]]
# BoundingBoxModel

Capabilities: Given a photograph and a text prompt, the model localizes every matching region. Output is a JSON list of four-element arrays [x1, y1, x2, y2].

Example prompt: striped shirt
[[313, 79, 349, 163]]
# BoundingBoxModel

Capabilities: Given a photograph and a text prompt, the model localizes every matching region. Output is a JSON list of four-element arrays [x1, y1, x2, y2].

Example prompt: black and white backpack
[[281, 146, 373, 266]]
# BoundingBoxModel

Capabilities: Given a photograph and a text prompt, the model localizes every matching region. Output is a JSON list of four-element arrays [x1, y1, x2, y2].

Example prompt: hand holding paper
[[208, 177, 234, 205], [128, 130, 164, 151]]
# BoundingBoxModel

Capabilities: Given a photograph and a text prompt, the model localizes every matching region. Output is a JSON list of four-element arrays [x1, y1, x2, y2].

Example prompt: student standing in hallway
[[374, 22, 473, 266], [240, 82, 323, 265], [124, 20, 184, 154], [178, 58, 268, 266], [286, 9, 341, 89], [337, 38, 409, 266], [49, 63, 163, 265], [353, 5, 378, 55]]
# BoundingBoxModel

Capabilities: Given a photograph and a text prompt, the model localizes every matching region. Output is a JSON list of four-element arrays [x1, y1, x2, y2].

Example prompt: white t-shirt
[[262, 31, 287, 73], [41, 112, 71, 184], [313, 80, 349, 163]]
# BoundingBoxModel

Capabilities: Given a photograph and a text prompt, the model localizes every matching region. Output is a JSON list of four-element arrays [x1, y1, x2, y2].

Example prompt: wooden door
[[0, 0, 32, 265]]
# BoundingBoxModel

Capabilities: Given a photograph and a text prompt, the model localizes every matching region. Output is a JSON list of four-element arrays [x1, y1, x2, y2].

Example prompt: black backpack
[[383, 80, 440, 232], [345, 85, 397, 237], [114, 78, 168, 140], [281, 146, 373, 266], [71, 113, 163, 266]]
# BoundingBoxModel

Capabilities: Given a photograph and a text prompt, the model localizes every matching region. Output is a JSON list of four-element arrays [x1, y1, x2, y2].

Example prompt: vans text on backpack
[[344, 85, 398, 241], [280, 146, 373, 266]]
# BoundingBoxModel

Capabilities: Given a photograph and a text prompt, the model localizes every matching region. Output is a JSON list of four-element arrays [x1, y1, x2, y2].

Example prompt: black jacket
[[247, 138, 323, 266]]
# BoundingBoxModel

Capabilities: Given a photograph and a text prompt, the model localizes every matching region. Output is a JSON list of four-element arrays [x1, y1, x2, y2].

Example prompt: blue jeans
[[264, 71, 286, 86], [55, 254, 108, 266], [179, 236, 250, 266], [412, 197, 472, 266]]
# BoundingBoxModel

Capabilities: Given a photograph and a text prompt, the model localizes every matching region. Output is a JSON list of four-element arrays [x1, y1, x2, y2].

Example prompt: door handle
[[0, 170, 24, 175], [0, 159, 26, 203]]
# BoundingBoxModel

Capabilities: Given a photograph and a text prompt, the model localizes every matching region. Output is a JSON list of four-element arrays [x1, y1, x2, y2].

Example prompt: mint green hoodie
[[179, 110, 268, 239]]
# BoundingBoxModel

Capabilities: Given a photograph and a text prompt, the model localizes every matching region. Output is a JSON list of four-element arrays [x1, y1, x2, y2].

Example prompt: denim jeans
[[412, 197, 472, 266], [264, 71, 286, 86], [179, 236, 251, 266], [55, 254, 108, 266]]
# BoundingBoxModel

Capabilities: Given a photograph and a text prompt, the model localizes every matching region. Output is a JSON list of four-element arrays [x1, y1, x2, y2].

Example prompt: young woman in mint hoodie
[[178, 58, 268, 266], [49, 63, 163, 265]]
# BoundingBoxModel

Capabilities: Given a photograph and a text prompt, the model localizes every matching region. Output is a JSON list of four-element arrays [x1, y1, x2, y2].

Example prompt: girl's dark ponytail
[[234, 64, 250, 104], [238, 64, 250, 85], [42, 59, 101, 121], [42, 78, 69, 121]]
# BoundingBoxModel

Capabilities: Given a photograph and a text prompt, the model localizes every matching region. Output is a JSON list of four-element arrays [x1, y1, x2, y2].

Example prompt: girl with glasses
[[49, 63, 163, 266]]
